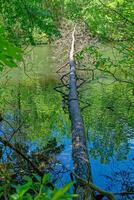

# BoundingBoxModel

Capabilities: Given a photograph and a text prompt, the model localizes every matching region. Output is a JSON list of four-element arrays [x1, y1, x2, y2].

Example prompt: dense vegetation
[[0, 0, 133, 199]]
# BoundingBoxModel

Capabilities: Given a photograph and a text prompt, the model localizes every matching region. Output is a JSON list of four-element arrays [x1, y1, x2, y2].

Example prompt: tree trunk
[[68, 27, 94, 200]]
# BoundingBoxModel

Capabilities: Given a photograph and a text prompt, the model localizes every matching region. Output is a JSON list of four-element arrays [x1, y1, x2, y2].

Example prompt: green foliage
[[0, 25, 22, 71], [81, 81, 133, 163], [0, 78, 70, 145], [43, 0, 64, 25], [21, 82, 70, 144], [64, 0, 134, 41], [0, 0, 60, 45], [0, 173, 76, 200], [75, 42, 134, 163], [64, 0, 83, 21], [0, 0, 62, 71]]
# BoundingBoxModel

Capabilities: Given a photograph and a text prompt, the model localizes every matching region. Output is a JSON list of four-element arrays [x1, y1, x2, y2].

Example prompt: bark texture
[[68, 27, 94, 200]]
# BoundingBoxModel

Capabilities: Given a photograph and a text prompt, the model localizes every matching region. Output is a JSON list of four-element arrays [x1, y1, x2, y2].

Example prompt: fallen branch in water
[[68, 25, 94, 200], [73, 172, 116, 200], [0, 136, 43, 176], [74, 173, 134, 199], [56, 62, 69, 73], [57, 160, 133, 200]]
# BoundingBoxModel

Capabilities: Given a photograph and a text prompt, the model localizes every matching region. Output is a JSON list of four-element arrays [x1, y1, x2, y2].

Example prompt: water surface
[[0, 45, 134, 200]]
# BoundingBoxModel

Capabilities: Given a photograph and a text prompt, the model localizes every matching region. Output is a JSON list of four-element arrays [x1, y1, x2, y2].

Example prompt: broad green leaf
[[16, 182, 32, 197], [10, 194, 19, 200], [24, 193, 33, 200], [51, 182, 73, 200]]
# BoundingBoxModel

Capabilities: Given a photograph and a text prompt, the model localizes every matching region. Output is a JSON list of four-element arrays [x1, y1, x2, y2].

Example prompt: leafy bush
[[0, 173, 77, 200]]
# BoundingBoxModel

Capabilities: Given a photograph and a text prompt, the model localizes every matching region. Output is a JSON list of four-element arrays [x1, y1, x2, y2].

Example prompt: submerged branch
[[73, 172, 116, 200], [0, 136, 43, 176]]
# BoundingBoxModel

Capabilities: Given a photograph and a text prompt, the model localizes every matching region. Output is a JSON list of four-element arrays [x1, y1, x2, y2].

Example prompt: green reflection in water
[[0, 44, 133, 162], [0, 45, 70, 147], [81, 81, 134, 164]]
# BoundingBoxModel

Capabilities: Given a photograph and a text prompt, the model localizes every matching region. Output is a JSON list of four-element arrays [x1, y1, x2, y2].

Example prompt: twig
[[60, 72, 70, 86], [98, 68, 134, 85], [77, 77, 87, 89], [56, 62, 69, 73], [81, 102, 91, 111], [22, 58, 32, 79], [9, 122, 24, 142], [3, 119, 15, 132], [54, 86, 68, 97]]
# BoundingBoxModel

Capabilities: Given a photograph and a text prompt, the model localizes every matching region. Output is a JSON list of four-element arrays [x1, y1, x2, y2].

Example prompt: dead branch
[[98, 68, 134, 85], [73, 172, 116, 200], [56, 62, 69, 73], [0, 136, 43, 176], [54, 85, 68, 98]]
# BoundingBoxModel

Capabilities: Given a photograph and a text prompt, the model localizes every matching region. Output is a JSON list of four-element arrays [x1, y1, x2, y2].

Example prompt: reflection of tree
[[0, 137, 64, 180], [103, 167, 134, 200], [88, 128, 130, 164], [81, 81, 134, 163], [0, 79, 70, 146]]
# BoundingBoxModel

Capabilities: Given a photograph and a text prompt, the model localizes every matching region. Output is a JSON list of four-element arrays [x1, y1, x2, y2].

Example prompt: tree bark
[[68, 27, 94, 199]]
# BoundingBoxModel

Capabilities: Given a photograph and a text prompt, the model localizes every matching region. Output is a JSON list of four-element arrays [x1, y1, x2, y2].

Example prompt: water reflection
[[57, 133, 134, 200], [0, 45, 134, 199]]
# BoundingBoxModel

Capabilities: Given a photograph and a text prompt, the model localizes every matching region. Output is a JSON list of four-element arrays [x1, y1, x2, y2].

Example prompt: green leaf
[[16, 182, 32, 197], [95, 61, 100, 68], [0, 192, 3, 198], [0, 25, 22, 70], [42, 174, 50, 185], [24, 193, 33, 200], [0, 186, 4, 192], [51, 182, 73, 200], [10, 194, 19, 200]]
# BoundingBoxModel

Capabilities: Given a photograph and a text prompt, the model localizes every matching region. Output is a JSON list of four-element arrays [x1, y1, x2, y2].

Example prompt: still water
[[0, 45, 134, 200]]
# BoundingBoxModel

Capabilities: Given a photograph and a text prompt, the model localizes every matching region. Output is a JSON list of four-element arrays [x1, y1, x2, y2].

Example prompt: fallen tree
[[68, 26, 94, 200], [55, 26, 118, 200]]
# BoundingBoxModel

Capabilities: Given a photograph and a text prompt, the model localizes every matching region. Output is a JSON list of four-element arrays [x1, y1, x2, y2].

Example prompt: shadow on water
[[0, 45, 134, 199]]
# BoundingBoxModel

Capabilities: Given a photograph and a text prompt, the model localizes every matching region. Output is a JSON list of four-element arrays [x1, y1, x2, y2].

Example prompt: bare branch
[[56, 62, 69, 73], [73, 172, 116, 200], [0, 136, 43, 176], [54, 85, 68, 98], [98, 68, 134, 85]]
